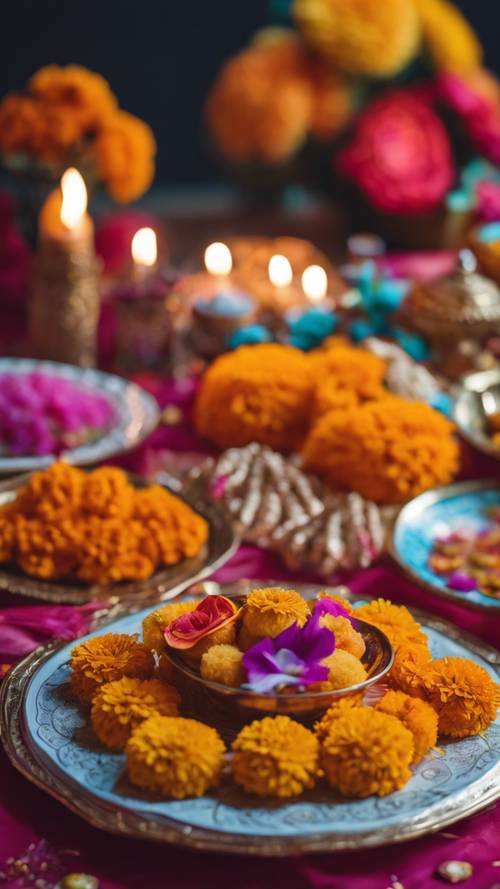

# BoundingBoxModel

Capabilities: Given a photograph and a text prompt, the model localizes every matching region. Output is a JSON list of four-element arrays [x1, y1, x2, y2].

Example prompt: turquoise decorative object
[[228, 324, 273, 348], [287, 306, 337, 351]]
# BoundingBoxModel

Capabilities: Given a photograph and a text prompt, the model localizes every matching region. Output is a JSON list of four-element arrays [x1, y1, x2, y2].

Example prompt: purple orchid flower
[[313, 597, 352, 621], [242, 613, 335, 694]]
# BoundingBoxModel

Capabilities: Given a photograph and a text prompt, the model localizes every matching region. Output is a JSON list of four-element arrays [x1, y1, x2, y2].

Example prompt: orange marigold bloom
[[200, 643, 244, 687], [302, 398, 459, 504], [94, 110, 156, 203], [376, 689, 438, 763], [239, 587, 310, 649], [194, 344, 313, 451], [314, 696, 365, 742], [388, 643, 432, 697], [232, 715, 319, 797], [318, 614, 366, 659], [316, 590, 354, 614], [354, 599, 429, 653], [414, 0, 483, 72], [308, 343, 387, 418], [91, 676, 180, 750], [320, 707, 414, 797], [423, 656, 500, 738], [84, 467, 135, 519], [29, 64, 117, 129], [70, 632, 154, 702], [307, 60, 353, 142], [126, 715, 225, 798], [294, 0, 419, 77]]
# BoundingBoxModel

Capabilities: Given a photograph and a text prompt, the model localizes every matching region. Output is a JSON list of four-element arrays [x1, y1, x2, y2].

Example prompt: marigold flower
[[126, 715, 225, 798], [29, 64, 117, 129], [307, 60, 353, 142], [84, 467, 135, 519], [94, 110, 156, 203], [293, 0, 419, 77], [423, 656, 500, 738], [320, 707, 414, 797], [354, 599, 429, 652], [414, 0, 483, 72], [200, 644, 244, 687], [91, 677, 180, 750], [308, 343, 387, 418], [321, 649, 367, 689], [239, 587, 310, 650], [17, 461, 86, 522], [336, 90, 454, 215], [194, 344, 313, 452], [302, 398, 459, 504], [314, 696, 365, 742], [142, 602, 195, 653], [318, 614, 365, 659], [70, 633, 154, 702], [376, 689, 438, 763], [231, 715, 318, 797], [316, 591, 354, 615], [388, 643, 432, 697]]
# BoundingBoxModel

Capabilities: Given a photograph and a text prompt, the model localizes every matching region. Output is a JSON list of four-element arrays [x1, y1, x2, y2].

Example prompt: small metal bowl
[[454, 368, 500, 460]]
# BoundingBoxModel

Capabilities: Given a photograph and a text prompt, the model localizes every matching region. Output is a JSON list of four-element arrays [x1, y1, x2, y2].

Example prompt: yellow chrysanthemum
[[321, 649, 367, 689], [232, 716, 318, 797], [388, 643, 432, 697], [70, 633, 154, 703], [318, 615, 366, 659], [314, 696, 365, 742], [423, 657, 500, 738], [414, 0, 482, 72], [354, 599, 429, 653], [91, 677, 180, 750], [376, 690, 438, 763], [320, 707, 414, 797], [239, 587, 310, 649], [294, 0, 420, 77], [194, 344, 313, 452], [94, 110, 156, 203], [142, 601, 195, 654], [126, 716, 225, 798], [200, 644, 244, 687]]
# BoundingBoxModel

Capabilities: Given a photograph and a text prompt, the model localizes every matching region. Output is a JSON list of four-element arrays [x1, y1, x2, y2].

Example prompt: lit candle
[[29, 168, 100, 367], [301, 265, 328, 304], [268, 254, 294, 308], [131, 226, 158, 277]]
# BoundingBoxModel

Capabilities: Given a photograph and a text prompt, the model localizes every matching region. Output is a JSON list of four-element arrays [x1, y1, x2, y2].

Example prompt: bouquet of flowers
[[205, 0, 500, 235]]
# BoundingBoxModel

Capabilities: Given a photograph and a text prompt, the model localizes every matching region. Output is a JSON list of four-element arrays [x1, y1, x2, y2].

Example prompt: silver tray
[[0, 473, 237, 605], [454, 368, 500, 461], [1, 580, 499, 856], [0, 357, 159, 475]]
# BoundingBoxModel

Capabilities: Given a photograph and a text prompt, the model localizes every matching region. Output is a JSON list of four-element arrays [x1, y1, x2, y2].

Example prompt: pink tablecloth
[[0, 376, 499, 889]]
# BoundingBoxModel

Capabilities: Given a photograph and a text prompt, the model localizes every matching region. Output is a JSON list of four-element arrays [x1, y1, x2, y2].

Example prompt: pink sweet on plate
[[164, 596, 239, 650]]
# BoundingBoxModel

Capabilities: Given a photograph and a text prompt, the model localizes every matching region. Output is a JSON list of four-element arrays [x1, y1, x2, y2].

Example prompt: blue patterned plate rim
[[390, 479, 500, 615], [2, 583, 498, 856], [0, 357, 159, 474]]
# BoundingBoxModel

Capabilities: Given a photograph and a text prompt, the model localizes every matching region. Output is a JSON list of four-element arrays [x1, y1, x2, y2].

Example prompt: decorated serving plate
[[391, 480, 500, 614], [0, 357, 159, 475], [2, 580, 499, 856], [0, 473, 237, 605]]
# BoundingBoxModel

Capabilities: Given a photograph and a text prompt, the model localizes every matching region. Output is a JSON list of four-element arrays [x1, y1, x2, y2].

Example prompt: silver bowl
[[454, 368, 500, 460]]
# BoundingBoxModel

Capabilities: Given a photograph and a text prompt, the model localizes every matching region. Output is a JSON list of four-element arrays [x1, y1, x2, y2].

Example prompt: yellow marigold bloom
[[318, 615, 366, 659], [17, 461, 85, 522], [355, 599, 429, 653], [206, 38, 313, 164], [70, 633, 154, 703], [133, 486, 209, 566], [95, 110, 156, 203], [307, 60, 353, 142], [423, 656, 500, 738], [14, 515, 78, 580], [239, 587, 310, 649], [0, 94, 84, 163], [194, 344, 313, 451], [388, 643, 432, 697], [84, 467, 135, 519], [313, 380, 389, 420], [200, 644, 244, 687], [308, 342, 386, 389], [321, 649, 367, 689], [126, 716, 225, 798], [232, 716, 318, 797], [314, 696, 365, 742], [376, 690, 438, 763], [294, 0, 419, 77], [142, 602, 195, 653], [316, 591, 354, 614], [320, 707, 414, 797], [29, 64, 117, 129], [302, 398, 459, 504], [414, 0, 482, 72], [91, 677, 180, 750]]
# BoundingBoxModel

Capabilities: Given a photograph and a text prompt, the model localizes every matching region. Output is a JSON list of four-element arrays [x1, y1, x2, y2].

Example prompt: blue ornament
[[429, 391, 453, 418], [287, 306, 336, 350], [392, 328, 430, 362], [349, 318, 377, 342], [228, 324, 273, 349]]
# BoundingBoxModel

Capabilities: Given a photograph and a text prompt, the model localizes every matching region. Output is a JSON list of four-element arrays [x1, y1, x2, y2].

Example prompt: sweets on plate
[[429, 510, 500, 598]]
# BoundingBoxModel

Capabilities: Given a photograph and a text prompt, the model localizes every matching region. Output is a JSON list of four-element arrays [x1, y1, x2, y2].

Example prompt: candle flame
[[204, 242, 232, 276], [60, 168, 87, 230], [268, 254, 293, 288], [301, 265, 328, 303], [131, 227, 158, 267]]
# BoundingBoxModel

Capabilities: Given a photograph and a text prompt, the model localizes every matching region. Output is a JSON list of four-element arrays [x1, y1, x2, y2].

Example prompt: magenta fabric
[[0, 319, 500, 887]]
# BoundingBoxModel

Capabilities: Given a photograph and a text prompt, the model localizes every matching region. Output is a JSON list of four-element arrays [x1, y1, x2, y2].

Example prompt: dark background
[[0, 0, 497, 187]]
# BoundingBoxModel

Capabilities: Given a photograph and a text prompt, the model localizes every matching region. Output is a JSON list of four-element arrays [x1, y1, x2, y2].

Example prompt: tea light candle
[[29, 168, 100, 367], [268, 254, 294, 309], [301, 264, 328, 304]]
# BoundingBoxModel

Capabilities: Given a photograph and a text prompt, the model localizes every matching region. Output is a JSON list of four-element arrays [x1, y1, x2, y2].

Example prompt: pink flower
[[438, 71, 488, 118], [336, 90, 454, 215], [437, 71, 500, 165], [468, 105, 500, 165], [476, 181, 500, 222], [164, 595, 239, 650]]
